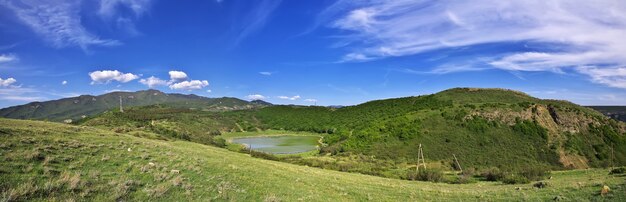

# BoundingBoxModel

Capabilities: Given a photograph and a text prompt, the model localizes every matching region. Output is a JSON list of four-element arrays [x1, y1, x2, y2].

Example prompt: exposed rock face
[[469, 103, 623, 169]]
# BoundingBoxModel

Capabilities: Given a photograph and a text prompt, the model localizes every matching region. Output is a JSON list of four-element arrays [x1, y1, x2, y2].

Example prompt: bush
[[481, 167, 505, 181], [211, 137, 227, 148], [248, 150, 279, 161], [533, 181, 548, 188], [451, 174, 476, 184], [407, 169, 443, 182], [501, 174, 529, 184], [462, 168, 477, 177], [609, 167, 626, 175], [519, 167, 550, 181]]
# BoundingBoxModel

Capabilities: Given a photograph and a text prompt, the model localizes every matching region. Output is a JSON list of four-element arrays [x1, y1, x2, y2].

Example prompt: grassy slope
[[1, 118, 625, 201]]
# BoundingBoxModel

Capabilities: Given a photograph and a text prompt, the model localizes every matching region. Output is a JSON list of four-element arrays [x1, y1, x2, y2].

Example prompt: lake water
[[231, 135, 319, 154]]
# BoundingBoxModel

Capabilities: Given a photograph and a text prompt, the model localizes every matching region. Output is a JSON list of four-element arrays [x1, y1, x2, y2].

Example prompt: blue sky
[[0, 0, 625, 108]]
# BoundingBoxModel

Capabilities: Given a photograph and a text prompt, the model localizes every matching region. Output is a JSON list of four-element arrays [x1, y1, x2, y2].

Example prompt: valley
[[1, 88, 625, 201]]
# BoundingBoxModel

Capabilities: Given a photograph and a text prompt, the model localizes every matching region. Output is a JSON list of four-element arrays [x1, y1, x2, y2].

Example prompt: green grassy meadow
[[1, 118, 625, 201]]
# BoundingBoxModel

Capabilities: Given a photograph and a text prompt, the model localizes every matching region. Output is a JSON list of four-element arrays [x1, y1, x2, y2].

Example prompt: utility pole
[[119, 96, 124, 113], [453, 154, 463, 173], [611, 143, 615, 169], [416, 144, 426, 173]]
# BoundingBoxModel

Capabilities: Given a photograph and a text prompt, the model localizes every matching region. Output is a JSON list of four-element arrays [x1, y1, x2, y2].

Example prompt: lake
[[231, 135, 320, 154]]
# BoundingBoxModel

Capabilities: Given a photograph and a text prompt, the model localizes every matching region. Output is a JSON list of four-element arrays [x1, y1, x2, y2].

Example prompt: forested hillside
[[255, 88, 626, 171], [0, 89, 269, 122]]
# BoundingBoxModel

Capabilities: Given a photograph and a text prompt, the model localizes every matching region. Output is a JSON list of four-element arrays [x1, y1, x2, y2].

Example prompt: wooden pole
[[416, 144, 426, 173], [119, 96, 124, 113], [420, 144, 426, 169], [453, 154, 463, 173], [611, 143, 615, 169]]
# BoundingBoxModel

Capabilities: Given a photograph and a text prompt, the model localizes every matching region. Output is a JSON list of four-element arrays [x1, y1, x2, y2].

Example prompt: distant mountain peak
[[251, 99, 273, 106]]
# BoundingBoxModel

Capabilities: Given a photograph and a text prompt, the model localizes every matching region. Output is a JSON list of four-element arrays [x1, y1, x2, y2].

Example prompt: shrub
[[211, 137, 227, 148], [501, 174, 529, 184], [609, 167, 626, 175], [248, 150, 279, 161], [462, 167, 477, 177], [519, 167, 550, 181], [481, 167, 505, 181], [533, 181, 548, 188], [451, 174, 476, 184], [407, 169, 443, 182]]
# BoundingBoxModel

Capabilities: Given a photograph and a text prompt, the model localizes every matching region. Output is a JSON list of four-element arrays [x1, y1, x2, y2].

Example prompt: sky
[[0, 0, 626, 108]]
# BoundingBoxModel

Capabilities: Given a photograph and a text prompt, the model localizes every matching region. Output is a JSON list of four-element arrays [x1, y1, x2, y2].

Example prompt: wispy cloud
[[576, 66, 626, 89], [259, 71, 273, 76], [325, 0, 626, 88], [104, 89, 131, 93], [1, 0, 120, 50], [277, 95, 300, 100], [98, 0, 151, 36], [98, 0, 151, 18], [1, 0, 151, 50], [231, 0, 282, 46], [0, 78, 45, 102], [0, 53, 18, 63]]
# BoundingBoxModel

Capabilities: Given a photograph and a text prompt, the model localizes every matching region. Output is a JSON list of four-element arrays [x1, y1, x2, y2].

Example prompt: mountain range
[[0, 89, 270, 122]]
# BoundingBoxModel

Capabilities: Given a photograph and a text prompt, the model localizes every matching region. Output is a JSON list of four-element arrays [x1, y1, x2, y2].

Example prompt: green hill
[[255, 88, 626, 171], [1, 118, 625, 201], [77, 88, 626, 180], [0, 89, 269, 122]]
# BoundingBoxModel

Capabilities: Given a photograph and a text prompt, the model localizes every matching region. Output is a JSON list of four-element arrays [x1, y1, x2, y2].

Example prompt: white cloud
[[0, 54, 18, 63], [304, 98, 317, 102], [277, 95, 301, 100], [168, 70, 188, 82], [139, 76, 167, 88], [340, 53, 374, 62], [0, 95, 45, 102], [1, 1, 121, 50], [98, 0, 151, 37], [61, 80, 68, 85], [232, 0, 282, 46], [326, 0, 626, 88], [0, 86, 45, 102], [98, 0, 151, 18], [89, 70, 140, 84], [104, 89, 131, 93], [246, 94, 267, 100], [169, 80, 209, 91], [139, 70, 210, 91], [0, 77, 17, 87], [576, 66, 626, 89], [259, 71, 273, 76]]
